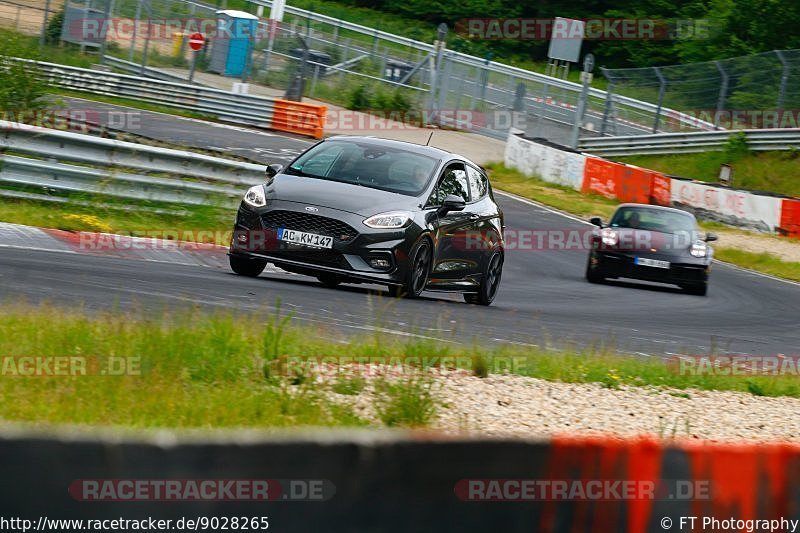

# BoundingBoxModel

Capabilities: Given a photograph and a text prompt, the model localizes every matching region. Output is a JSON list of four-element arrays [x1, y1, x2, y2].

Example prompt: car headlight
[[601, 228, 618, 246], [363, 211, 412, 229], [243, 185, 266, 208], [690, 241, 708, 257]]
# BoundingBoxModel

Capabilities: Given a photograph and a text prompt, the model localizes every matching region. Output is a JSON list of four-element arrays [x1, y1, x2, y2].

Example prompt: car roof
[[615, 203, 696, 217], [324, 135, 481, 169]]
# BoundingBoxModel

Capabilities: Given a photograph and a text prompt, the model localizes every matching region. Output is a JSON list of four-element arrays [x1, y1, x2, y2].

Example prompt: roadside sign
[[188, 33, 205, 51]]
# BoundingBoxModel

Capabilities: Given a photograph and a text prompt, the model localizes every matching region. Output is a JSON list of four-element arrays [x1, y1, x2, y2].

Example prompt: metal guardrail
[[0, 121, 265, 207], [578, 129, 800, 156], [103, 56, 200, 85], [19, 58, 277, 128]]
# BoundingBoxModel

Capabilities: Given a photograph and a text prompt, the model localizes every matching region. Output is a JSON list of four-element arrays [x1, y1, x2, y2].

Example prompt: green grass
[[0, 197, 233, 244], [0, 304, 799, 430], [374, 377, 439, 427], [49, 90, 212, 121], [617, 150, 800, 198], [715, 249, 800, 282], [0, 28, 95, 68], [485, 161, 619, 218]]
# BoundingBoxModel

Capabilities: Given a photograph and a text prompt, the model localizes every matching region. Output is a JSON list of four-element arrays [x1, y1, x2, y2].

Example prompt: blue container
[[208, 10, 259, 77]]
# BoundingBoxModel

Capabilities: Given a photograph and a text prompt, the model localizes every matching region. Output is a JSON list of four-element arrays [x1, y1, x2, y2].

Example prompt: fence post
[[437, 55, 453, 122], [40, 0, 51, 48], [652, 66, 666, 133], [570, 53, 594, 149], [129, 0, 142, 62], [531, 80, 551, 138], [600, 78, 614, 136], [714, 61, 728, 129], [776, 50, 789, 111]]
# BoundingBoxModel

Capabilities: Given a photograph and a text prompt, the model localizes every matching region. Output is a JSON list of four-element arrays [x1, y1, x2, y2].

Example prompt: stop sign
[[188, 32, 205, 51]]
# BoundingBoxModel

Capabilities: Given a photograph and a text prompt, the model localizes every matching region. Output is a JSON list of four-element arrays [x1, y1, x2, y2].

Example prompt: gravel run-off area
[[323, 370, 800, 443]]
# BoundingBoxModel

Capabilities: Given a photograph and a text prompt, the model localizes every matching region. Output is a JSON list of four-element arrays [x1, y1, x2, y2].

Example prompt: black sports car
[[228, 136, 505, 305], [586, 203, 717, 295]]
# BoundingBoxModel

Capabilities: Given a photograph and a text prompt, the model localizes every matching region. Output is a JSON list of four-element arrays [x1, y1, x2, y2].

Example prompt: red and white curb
[[0, 222, 290, 273]]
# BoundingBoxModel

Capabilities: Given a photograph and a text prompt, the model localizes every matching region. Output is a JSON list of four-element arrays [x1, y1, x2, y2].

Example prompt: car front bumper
[[229, 201, 422, 286], [590, 250, 710, 285]]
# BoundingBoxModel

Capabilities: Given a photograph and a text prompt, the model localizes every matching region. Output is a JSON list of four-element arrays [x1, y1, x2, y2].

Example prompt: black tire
[[682, 283, 708, 296], [317, 273, 342, 288], [464, 252, 503, 306], [388, 239, 431, 299], [229, 254, 267, 277], [585, 256, 605, 284]]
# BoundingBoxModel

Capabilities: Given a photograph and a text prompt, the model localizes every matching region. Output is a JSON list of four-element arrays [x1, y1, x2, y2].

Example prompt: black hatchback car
[[228, 136, 505, 305], [586, 203, 717, 295]]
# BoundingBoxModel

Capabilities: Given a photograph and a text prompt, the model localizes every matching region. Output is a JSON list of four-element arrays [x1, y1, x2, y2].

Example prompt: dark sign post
[[188, 32, 205, 83]]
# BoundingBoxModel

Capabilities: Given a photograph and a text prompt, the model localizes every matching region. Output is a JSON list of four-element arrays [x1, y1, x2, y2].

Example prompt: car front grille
[[261, 210, 357, 242], [269, 249, 352, 270]]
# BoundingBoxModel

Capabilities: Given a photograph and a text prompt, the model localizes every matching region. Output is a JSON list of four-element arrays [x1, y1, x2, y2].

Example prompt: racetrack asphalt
[[3, 98, 799, 357]]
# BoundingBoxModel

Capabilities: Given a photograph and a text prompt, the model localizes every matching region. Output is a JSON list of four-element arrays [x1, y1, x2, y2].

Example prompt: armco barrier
[[271, 99, 327, 139], [506, 132, 797, 235], [780, 198, 800, 237], [4, 427, 800, 532]]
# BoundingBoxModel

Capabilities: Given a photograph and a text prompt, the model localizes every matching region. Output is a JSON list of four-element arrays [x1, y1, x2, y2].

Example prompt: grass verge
[[485, 162, 800, 282], [0, 304, 799, 431], [0, 197, 232, 243], [714, 249, 800, 281], [617, 150, 800, 198]]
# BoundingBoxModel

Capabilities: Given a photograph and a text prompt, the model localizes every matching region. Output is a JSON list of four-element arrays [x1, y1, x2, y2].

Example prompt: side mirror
[[589, 216, 603, 228], [439, 194, 466, 215], [266, 163, 284, 179], [705, 232, 718, 242]]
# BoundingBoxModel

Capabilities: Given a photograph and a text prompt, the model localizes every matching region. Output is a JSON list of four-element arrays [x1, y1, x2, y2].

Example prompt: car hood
[[603, 228, 710, 259], [264, 174, 421, 216]]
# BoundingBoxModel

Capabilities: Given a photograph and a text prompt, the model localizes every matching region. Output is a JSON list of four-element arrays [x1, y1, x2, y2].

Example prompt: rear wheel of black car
[[317, 273, 342, 288], [464, 252, 503, 306], [585, 256, 605, 284], [389, 239, 431, 299], [229, 254, 267, 277], [681, 282, 708, 296]]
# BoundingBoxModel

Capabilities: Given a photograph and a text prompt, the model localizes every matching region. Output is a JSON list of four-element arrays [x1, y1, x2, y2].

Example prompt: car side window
[[430, 165, 470, 206], [467, 166, 488, 200]]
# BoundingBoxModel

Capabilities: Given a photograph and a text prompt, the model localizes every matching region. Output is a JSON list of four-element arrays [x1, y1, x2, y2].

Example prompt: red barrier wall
[[582, 157, 622, 199], [582, 160, 655, 204], [649, 172, 672, 206], [617, 165, 654, 204], [780, 198, 800, 237]]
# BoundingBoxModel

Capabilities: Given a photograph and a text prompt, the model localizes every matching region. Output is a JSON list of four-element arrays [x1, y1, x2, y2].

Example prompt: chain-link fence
[[1, 0, 718, 144], [602, 49, 800, 133]]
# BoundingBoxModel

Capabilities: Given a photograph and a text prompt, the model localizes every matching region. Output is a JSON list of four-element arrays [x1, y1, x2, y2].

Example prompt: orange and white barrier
[[505, 132, 799, 237]]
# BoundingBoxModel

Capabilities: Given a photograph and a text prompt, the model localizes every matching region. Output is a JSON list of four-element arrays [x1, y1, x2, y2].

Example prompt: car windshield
[[609, 206, 698, 234], [284, 140, 438, 196]]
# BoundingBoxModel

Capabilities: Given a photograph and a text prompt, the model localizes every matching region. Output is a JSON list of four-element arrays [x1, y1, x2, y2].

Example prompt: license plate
[[277, 228, 333, 249], [635, 257, 670, 269]]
